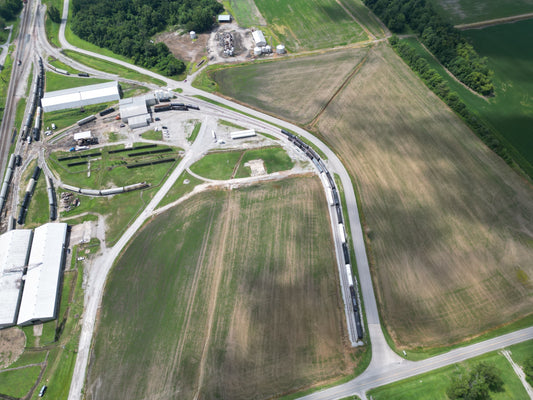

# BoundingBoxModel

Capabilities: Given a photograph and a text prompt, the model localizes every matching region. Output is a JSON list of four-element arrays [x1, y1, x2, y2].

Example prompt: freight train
[[0, 154, 16, 214], [22, 58, 44, 142], [281, 128, 364, 341], [17, 166, 41, 225], [61, 182, 149, 196]]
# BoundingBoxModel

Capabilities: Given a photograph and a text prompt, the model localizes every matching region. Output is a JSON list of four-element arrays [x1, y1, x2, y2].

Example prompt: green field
[[43, 103, 113, 131], [0, 366, 42, 398], [253, 0, 368, 51], [224, 0, 266, 27], [369, 348, 531, 399], [47, 56, 80, 75], [157, 171, 203, 208], [190, 147, 294, 180], [45, 71, 109, 92], [338, 0, 387, 38], [212, 48, 369, 124], [140, 129, 162, 141], [86, 177, 360, 400], [429, 0, 533, 24]]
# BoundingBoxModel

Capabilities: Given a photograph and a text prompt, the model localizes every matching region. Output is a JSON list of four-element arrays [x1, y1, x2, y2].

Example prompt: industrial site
[[0, 0, 532, 400]]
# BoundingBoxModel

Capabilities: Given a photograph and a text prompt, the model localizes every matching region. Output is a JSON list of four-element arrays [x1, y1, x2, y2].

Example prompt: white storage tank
[[253, 46, 262, 56], [276, 44, 286, 54], [263, 45, 272, 53], [190, 31, 196, 39]]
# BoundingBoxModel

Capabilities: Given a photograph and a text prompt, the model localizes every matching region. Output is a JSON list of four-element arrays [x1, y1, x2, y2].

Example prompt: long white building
[[41, 81, 120, 112], [252, 30, 266, 47], [0, 230, 33, 328], [17, 223, 68, 326]]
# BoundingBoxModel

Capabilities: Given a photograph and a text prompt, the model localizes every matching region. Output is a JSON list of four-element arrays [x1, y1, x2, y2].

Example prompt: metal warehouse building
[[16, 223, 68, 326], [119, 96, 149, 123], [252, 30, 266, 47], [41, 81, 120, 112], [0, 230, 33, 328]]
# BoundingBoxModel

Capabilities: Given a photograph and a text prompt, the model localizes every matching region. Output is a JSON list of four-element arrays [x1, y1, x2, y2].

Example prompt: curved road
[[45, 2, 533, 399]]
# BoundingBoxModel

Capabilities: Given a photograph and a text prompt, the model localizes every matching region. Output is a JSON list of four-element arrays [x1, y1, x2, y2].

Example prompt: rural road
[[455, 12, 533, 30], [29, 2, 532, 399]]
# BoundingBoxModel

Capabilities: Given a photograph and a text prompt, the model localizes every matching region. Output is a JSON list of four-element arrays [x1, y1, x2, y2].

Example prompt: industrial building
[[16, 223, 68, 326], [252, 30, 266, 47], [41, 81, 120, 112], [218, 14, 231, 23], [119, 96, 151, 129], [231, 129, 256, 140], [0, 230, 33, 328], [73, 131, 92, 141]]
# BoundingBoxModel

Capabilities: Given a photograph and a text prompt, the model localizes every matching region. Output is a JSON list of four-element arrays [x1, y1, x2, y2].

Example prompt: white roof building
[[41, 81, 120, 113], [129, 114, 151, 129], [231, 129, 256, 139], [0, 230, 33, 328], [218, 14, 231, 23], [17, 223, 68, 326], [119, 96, 149, 123], [252, 30, 266, 47], [73, 131, 92, 141]]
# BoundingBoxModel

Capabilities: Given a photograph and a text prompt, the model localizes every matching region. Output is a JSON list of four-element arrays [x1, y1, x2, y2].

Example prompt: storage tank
[[263, 45, 271, 53], [276, 44, 286, 54], [253, 46, 262, 56], [190, 31, 196, 39]]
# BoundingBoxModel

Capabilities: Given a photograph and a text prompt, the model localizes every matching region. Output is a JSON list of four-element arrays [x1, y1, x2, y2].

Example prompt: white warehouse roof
[[74, 131, 92, 141], [129, 114, 151, 129], [218, 14, 231, 22], [17, 223, 67, 326], [252, 30, 266, 47], [231, 129, 256, 139], [0, 230, 32, 328], [41, 81, 120, 112], [119, 96, 148, 123]]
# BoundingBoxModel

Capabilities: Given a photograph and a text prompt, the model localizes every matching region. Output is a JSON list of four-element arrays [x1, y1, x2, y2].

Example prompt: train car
[[100, 187, 124, 196], [26, 178, 36, 194], [154, 104, 171, 112], [332, 188, 340, 206], [78, 72, 89, 77], [186, 104, 200, 110], [32, 166, 41, 180], [77, 115, 96, 126], [354, 310, 364, 340], [99, 107, 115, 117], [80, 189, 100, 196], [326, 189, 333, 206], [63, 184, 81, 193], [342, 242, 350, 264], [336, 204, 343, 224], [345, 264, 354, 287], [338, 223, 346, 243]]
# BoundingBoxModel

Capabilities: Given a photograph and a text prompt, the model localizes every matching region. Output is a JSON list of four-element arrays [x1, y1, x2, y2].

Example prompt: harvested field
[[86, 177, 359, 400], [315, 43, 533, 348], [212, 48, 369, 124]]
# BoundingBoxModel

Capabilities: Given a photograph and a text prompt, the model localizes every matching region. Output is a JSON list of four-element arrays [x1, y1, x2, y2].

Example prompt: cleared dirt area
[[155, 31, 208, 65], [85, 177, 359, 400], [315, 43, 533, 348], [0, 328, 25, 368], [212, 47, 369, 124]]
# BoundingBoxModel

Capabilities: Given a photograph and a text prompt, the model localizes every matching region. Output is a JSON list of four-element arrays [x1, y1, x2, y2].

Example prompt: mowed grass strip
[[225, 0, 267, 27], [45, 71, 109, 92], [314, 43, 533, 348], [212, 48, 369, 124], [86, 177, 359, 400], [0, 366, 42, 398], [428, 0, 533, 24], [254, 0, 368, 51]]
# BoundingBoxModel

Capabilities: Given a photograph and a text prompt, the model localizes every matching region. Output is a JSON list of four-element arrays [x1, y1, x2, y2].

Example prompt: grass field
[[157, 171, 203, 208], [140, 129, 162, 141], [0, 366, 42, 398], [368, 349, 530, 399], [338, 0, 386, 38], [43, 103, 113, 131], [86, 177, 360, 400], [47, 56, 80, 75], [253, 0, 368, 51], [224, 0, 266, 27], [211, 41, 533, 349], [428, 0, 533, 24], [45, 71, 109, 92], [212, 48, 369, 124], [190, 147, 294, 180]]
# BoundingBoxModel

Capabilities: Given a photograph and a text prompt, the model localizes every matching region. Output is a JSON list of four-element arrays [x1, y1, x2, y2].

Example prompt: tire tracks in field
[[193, 192, 236, 400], [166, 205, 217, 388], [309, 47, 372, 129]]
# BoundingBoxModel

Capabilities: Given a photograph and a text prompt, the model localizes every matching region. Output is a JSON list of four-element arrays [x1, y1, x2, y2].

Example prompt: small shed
[[231, 129, 256, 140], [73, 131, 92, 141], [252, 30, 266, 47], [218, 14, 231, 23]]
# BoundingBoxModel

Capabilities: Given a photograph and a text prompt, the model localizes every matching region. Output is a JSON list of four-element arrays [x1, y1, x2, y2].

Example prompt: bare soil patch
[[155, 31, 208, 65], [0, 328, 25, 368], [206, 23, 256, 64]]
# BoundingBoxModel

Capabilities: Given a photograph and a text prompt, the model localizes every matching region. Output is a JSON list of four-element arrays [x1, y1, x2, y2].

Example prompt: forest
[[0, 0, 23, 30], [363, 0, 494, 96], [71, 0, 223, 77]]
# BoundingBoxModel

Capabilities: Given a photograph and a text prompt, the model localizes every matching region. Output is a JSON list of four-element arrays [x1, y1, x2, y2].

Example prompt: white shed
[[231, 129, 256, 139], [218, 14, 231, 23], [252, 30, 266, 47], [74, 131, 92, 141]]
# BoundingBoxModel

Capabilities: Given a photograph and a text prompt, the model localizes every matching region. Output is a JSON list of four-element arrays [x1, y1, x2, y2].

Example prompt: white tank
[[276, 44, 286, 54], [264, 45, 271, 53], [253, 46, 262, 56], [190, 31, 196, 39]]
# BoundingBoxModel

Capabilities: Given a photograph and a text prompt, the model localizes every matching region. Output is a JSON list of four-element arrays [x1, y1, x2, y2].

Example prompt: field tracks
[[193, 195, 235, 399], [455, 13, 533, 30], [167, 205, 216, 387], [335, 0, 376, 40], [310, 48, 371, 128]]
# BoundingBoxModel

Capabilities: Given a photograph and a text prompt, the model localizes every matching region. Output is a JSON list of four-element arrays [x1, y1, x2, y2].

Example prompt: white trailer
[[338, 223, 346, 243], [345, 264, 354, 286]]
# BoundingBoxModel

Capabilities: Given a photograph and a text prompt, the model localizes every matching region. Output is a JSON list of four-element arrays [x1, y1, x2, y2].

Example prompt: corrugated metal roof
[[17, 223, 67, 326], [74, 131, 92, 141], [231, 129, 256, 139], [119, 96, 148, 121], [41, 81, 120, 112], [0, 230, 32, 328], [218, 14, 231, 22], [252, 30, 266, 46], [128, 114, 151, 129]]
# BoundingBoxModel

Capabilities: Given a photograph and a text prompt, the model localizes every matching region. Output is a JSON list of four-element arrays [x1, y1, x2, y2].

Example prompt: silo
[[253, 47, 262, 56], [190, 31, 196, 39], [276, 44, 286, 54]]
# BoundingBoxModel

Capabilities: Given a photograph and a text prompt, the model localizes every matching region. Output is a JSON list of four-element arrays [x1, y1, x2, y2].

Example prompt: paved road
[[46, 3, 533, 399]]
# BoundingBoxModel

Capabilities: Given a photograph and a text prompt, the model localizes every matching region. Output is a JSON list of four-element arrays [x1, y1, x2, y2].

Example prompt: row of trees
[[70, 0, 223, 76], [389, 36, 512, 167], [447, 362, 503, 399], [0, 0, 23, 33], [363, 0, 494, 96]]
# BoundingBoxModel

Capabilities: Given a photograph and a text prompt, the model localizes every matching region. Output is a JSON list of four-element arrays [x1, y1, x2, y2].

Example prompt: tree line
[[0, 0, 23, 31], [70, 0, 223, 77], [389, 36, 513, 168], [363, 0, 494, 96]]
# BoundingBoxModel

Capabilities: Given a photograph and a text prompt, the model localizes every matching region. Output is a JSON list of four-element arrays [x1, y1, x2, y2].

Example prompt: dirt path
[[501, 350, 533, 399], [335, 0, 376, 40], [193, 194, 235, 399], [455, 13, 533, 30]]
